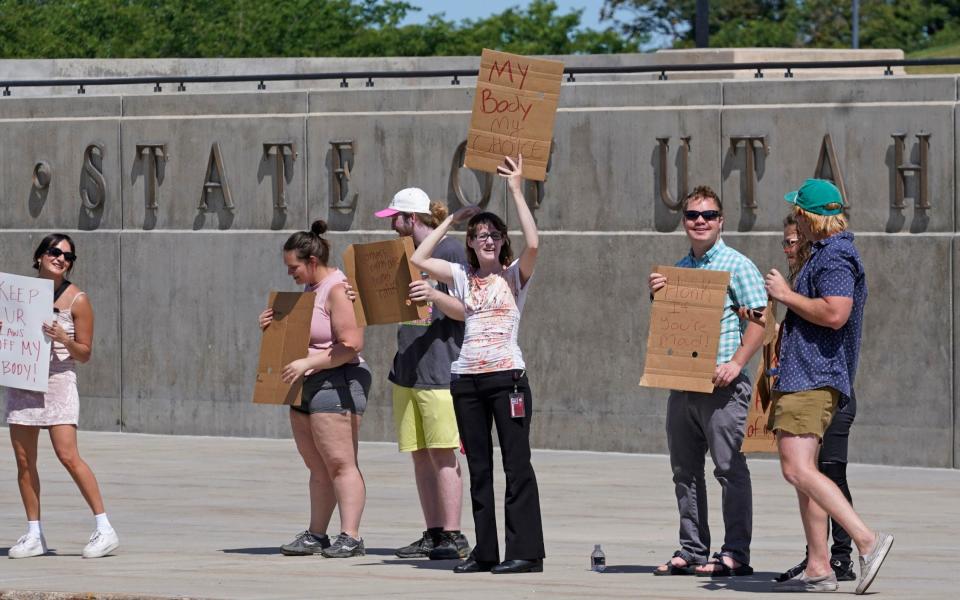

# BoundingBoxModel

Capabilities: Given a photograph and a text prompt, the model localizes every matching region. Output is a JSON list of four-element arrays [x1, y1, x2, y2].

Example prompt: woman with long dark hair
[[411, 155, 545, 574], [258, 220, 371, 558], [5, 233, 119, 559]]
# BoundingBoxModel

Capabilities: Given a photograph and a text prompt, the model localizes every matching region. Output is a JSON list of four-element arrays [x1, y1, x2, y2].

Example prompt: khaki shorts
[[392, 385, 460, 452], [768, 388, 839, 438]]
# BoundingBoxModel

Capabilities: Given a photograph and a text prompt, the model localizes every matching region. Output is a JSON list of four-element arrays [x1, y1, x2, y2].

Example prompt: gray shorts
[[293, 363, 372, 415]]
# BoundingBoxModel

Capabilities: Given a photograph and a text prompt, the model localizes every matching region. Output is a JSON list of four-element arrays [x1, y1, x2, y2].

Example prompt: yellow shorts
[[769, 388, 839, 438], [392, 385, 460, 452]]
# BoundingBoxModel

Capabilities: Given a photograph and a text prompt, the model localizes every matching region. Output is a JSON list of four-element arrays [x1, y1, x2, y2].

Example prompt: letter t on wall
[[263, 142, 297, 211], [136, 143, 167, 213]]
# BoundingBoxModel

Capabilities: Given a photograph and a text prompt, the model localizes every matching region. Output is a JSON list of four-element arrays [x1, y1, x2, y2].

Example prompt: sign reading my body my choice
[[0, 272, 53, 393], [465, 49, 564, 182]]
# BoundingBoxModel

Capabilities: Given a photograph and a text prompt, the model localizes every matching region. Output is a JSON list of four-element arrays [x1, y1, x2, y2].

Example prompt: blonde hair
[[415, 201, 449, 228], [793, 204, 847, 238]]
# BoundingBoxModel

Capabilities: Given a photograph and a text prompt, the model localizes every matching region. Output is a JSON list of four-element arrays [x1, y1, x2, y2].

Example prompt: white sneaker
[[8, 534, 48, 559], [82, 528, 119, 559]]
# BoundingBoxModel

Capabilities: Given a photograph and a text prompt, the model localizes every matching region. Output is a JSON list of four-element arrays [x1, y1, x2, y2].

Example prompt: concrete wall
[[0, 67, 954, 468]]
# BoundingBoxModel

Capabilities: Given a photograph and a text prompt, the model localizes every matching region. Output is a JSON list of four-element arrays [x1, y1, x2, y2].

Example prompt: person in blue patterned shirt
[[764, 179, 893, 594], [648, 185, 766, 577]]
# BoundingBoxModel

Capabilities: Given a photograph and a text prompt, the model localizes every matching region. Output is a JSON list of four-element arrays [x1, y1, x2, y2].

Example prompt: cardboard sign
[[253, 292, 315, 406], [743, 302, 779, 454], [342, 237, 429, 327], [464, 49, 564, 181], [0, 272, 53, 393], [639, 266, 730, 394]]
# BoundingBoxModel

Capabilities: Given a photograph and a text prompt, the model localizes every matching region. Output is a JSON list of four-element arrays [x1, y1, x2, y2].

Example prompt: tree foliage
[[600, 0, 960, 52], [0, 0, 643, 58]]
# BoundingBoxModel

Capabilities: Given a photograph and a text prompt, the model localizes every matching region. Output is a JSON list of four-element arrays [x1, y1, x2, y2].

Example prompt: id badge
[[509, 392, 526, 418]]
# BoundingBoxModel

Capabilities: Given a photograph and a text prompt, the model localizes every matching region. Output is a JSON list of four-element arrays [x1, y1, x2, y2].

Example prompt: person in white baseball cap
[[375, 188, 472, 561]]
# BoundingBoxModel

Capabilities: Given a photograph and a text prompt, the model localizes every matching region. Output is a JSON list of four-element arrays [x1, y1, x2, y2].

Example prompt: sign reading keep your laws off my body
[[640, 266, 730, 394], [465, 49, 564, 182]]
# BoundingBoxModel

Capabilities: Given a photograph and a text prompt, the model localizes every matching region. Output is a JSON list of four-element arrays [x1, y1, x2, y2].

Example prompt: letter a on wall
[[199, 142, 234, 212]]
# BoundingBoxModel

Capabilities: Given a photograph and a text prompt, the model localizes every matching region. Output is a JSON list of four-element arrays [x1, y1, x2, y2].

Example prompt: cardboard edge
[[341, 244, 368, 329]]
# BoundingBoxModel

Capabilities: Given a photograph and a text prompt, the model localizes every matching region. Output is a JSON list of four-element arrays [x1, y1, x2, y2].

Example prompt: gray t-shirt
[[389, 236, 466, 389]]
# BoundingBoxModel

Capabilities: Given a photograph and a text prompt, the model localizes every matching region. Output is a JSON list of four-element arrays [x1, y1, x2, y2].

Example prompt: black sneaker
[[428, 531, 471, 560], [280, 531, 330, 556], [395, 530, 437, 558], [321, 532, 365, 558], [831, 558, 857, 581], [774, 558, 808, 583]]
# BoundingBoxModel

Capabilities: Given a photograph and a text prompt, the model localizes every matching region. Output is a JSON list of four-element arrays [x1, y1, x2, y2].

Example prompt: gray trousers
[[665, 372, 753, 566]]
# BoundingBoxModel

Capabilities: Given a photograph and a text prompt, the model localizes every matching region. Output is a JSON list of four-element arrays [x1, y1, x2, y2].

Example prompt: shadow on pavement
[[365, 558, 460, 570], [599, 564, 660, 574], [699, 572, 779, 593], [221, 547, 283, 555]]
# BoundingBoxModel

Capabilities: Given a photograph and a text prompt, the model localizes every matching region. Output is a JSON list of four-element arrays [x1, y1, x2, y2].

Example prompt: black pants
[[451, 370, 545, 562], [819, 396, 856, 562]]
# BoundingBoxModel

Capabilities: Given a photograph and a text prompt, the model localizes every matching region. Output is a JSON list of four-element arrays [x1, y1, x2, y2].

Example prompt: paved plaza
[[0, 429, 957, 599]]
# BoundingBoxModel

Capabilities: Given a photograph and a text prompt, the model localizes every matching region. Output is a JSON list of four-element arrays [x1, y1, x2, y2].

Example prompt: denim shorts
[[292, 362, 372, 416]]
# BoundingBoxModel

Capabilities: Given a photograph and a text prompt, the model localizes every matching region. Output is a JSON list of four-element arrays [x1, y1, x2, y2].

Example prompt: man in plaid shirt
[[649, 186, 767, 577]]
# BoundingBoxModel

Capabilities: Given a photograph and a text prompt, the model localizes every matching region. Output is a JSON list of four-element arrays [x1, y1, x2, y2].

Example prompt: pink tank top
[[305, 269, 348, 356]]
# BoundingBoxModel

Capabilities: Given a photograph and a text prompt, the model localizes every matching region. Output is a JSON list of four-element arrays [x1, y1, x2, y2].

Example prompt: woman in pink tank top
[[258, 220, 371, 558], [5, 234, 119, 559]]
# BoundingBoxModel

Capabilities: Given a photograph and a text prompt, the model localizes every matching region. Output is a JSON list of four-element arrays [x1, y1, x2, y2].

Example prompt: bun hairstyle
[[465, 212, 512, 269], [33, 233, 76, 271], [412, 201, 449, 229], [284, 219, 331, 265]]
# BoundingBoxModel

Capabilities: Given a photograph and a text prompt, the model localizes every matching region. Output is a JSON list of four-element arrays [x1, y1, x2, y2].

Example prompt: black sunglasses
[[45, 247, 77, 262], [683, 210, 721, 222]]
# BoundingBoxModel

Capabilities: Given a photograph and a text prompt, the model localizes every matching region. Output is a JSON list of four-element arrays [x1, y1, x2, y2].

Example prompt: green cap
[[783, 179, 844, 215]]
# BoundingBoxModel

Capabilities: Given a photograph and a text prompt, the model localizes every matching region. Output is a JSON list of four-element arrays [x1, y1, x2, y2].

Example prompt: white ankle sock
[[27, 520, 42, 537], [94, 513, 113, 532]]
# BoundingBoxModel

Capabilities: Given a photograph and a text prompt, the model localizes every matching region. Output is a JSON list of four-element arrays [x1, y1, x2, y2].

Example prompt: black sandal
[[653, 550, 698, 576], [696, 552, 754, 577]]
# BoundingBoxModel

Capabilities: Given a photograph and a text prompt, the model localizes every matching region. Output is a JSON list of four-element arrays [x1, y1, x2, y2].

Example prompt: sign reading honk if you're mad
[[640, 266, 730, 394], [0, 272, 53, 393], [464, 49, 564, 182]]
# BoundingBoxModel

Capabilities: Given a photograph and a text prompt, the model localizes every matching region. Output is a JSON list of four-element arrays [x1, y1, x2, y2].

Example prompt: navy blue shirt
[[774, 231, 866, 405]]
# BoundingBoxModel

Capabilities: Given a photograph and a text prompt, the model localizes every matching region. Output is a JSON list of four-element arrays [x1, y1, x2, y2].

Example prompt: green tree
[[600, 0, 960, 52], [0, 0, 640, 58]]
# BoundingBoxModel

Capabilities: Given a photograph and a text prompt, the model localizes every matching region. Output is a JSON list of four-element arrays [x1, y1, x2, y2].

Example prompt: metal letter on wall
[[814, 134, 849, 210], [892, 131, 931, 210], [729, 135, 768, 210], [452, 140, 493, 207], [199, 142, 234, 213], [136, 143, 167, 219], [656, 136, 691, 211], [263, 142, 296, 211], [80, 144, 106, 218], [330, 139, 358, 213], [32, 161, 52, 190]]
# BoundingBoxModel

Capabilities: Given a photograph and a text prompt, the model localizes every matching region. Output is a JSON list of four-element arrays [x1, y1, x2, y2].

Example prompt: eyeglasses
[[472, 232, 503, 242], [683, 210, 721, 222], [45, 247, 77, 262], [781, 238, 800, 249]]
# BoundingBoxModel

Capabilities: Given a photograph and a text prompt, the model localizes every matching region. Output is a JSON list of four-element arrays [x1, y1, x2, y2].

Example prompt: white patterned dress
[[5, 293, 85, 427]]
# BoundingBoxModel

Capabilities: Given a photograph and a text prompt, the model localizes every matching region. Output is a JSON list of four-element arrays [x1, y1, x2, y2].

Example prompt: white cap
[[375, 187, 431, 218]]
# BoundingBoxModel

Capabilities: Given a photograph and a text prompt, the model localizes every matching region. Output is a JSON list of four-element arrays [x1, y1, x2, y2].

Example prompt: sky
[[399, 0, 608, 31]]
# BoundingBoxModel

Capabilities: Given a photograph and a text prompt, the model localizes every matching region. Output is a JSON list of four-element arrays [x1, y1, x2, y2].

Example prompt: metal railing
[[2, 57, 959, 96]]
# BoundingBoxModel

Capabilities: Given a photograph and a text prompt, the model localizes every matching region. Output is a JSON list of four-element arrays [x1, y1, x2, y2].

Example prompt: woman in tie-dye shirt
[[411, 155, 544, 575]]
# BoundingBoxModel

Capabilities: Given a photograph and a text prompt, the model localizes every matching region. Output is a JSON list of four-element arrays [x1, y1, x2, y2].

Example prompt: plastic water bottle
[[590, 544, 606, 572]]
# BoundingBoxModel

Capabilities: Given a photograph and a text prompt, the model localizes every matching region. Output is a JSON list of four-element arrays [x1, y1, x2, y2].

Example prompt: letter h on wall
[[892, 132, 931, 210]]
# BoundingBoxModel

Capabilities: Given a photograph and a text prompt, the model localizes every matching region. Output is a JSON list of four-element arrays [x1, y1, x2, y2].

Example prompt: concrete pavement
[[1, 429, 957, 599]]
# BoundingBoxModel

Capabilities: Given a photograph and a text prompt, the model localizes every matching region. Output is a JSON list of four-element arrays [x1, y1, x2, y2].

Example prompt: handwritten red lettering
[[480, 89, 533, 121]]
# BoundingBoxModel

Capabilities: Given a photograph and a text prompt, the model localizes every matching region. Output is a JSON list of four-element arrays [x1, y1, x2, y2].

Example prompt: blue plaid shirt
[[774, 232, 866, 405], [676, 239, 767, 364]]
